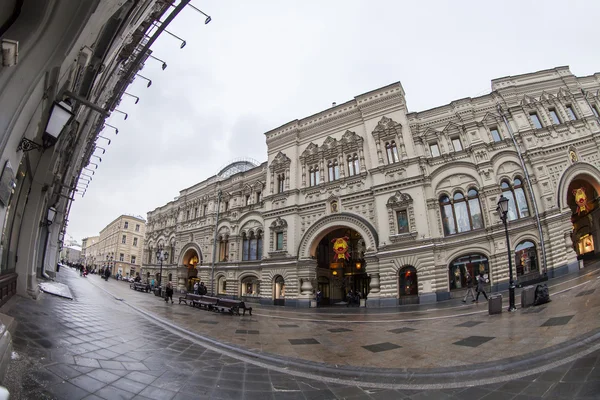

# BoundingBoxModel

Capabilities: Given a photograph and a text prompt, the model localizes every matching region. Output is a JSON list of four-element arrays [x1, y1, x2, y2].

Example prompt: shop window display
[[398, 266, 417, 296], [514, 241, 538, 277], [448, 254, 489, 290]]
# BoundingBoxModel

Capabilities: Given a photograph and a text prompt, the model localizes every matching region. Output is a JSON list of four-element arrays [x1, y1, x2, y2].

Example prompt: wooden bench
[[213, 299, 253, 316], [130, 282, 150, 292], [192, 296, 219, 311], [178, 293, 202, 305]]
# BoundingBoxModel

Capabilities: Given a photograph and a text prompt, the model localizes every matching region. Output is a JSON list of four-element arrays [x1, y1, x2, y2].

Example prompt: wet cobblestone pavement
[[2, 267, 600, 399]]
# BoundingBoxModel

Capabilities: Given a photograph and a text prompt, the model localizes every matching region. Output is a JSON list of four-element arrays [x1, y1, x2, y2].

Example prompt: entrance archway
[[181, 247, 202, 291], [273, 275, 285, 306], [314, 227, 369, 304], [398, 266, 418, 305], [558, 163, 600, 259]]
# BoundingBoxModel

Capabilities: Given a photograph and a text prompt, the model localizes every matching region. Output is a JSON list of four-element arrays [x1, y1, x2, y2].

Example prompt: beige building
[[97, 215, 146, 278], [142, 66, 600, 307], [81, 236, 100, 268]]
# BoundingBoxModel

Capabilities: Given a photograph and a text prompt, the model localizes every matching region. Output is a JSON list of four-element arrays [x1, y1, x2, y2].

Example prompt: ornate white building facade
[[142, 66, 600, 307]]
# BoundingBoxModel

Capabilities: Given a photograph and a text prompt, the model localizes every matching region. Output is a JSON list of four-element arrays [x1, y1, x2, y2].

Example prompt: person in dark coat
[[164, 282, 174, 304], [475, 272, 489, 303]]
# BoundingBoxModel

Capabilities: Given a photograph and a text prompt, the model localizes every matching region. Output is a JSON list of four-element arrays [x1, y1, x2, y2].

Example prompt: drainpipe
[[497, 105, 548, 276], [210, 189, 222, 296]]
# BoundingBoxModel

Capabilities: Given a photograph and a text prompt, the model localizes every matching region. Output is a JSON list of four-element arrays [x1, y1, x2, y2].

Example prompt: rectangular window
[[135, 224, 140, 232], [245, 195, 250, 205], [548, 108, 561, 125], [276, 232, 284, 250], [278, 174, 285, 193], [429, 143, 440, 157], [124, 222, 129, 229], [490, 127, 502, 142], [451, 137, 462, 151], [186, 210, 190, 220], [225, 201, 229, 212], [396, 210, 409, 234], [592, 105, 600, 118], [256, 191, 261, 203], [530, 112, 543, 129], [133, 237, 138, 247], [565, 105, 577, 121], [121, 235, 126, 244], [203, 205, 208, 216], [194, 207, 198, 218], [131, 255, 136, 264], [119, 253, 124, 262]]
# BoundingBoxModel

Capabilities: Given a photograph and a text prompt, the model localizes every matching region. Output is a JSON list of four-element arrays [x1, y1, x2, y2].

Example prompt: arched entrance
[[273, 275, 285, 306], [314, 227, 369, 304], [567, 177, 599, 259], [558, 163, 600, 260], [398, 266, 418, 305], [181, 247, 202, 291], [448, 253, 489, 295]]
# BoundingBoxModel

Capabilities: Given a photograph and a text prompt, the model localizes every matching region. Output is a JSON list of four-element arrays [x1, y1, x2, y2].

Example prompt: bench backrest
[[185, 293, 202, 300], [216, 299, 243, 307], [199, 295, 219, 304]]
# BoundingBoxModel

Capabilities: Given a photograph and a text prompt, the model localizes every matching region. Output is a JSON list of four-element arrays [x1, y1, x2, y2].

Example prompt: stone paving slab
[[2, 267, 600, 399]]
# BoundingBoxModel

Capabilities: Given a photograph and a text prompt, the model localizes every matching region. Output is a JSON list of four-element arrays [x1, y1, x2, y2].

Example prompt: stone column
[[301, 164, 306, 187], [365, 253, 381, 307], [375, 139, 384, 165], [358, 148, 366, 171], [176, 266, 188, 292], [296, 259, 317, 308], [285, 167, 290, 189], [338, 153, 345, 178]]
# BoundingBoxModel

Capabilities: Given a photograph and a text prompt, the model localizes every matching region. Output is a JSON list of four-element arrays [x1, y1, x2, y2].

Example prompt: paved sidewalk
[[1, 267, 599, 399], [92, 264, 600, 372]]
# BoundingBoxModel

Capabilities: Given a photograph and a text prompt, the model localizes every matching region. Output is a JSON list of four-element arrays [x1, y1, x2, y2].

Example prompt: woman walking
[[462, 273, 476, 303]]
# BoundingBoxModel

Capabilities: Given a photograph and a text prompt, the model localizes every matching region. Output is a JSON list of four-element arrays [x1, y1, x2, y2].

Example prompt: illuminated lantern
[[331, 236, 350, 260]]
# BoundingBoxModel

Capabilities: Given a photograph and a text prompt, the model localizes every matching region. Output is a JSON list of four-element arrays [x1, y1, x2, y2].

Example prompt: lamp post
[[156, 245, 169, 296], [497, 195, 516, 312]]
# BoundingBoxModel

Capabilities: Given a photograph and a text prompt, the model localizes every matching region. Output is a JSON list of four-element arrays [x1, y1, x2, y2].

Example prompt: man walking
[[164, 282, 174, 304], [462, 272, 476, 303]]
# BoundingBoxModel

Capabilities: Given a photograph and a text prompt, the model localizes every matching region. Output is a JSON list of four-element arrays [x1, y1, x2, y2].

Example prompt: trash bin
[[521, 285, 535, 308], [488, 293, 502, 315], [153, 287, 162, 297]]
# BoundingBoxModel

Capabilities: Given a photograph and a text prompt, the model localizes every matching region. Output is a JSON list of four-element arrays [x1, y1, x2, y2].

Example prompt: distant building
[[60, 246, 81, 264], [81, 236, 100, 268], [97, 215, 146, 278]]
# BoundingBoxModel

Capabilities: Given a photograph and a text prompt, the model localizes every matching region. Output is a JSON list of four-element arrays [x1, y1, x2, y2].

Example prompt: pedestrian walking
[[193, 281, 199, 295], [316, 289, 322, 307], [165, 282, 174, 304], [462, 272, 476, 303], [475, 272, 489, 303], [199, 282, 207, 295]]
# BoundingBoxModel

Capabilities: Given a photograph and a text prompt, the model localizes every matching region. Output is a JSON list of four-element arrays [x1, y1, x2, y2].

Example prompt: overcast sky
[[66, 0, 600, 243]]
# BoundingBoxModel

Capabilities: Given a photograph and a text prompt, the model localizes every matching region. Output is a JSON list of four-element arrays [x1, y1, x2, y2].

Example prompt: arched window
[[243, 230, 263, 261], [218, 276, 227, 294], [385, 141, 400, 164], [515, 241, 538, 277], [449, 254, 489, 291], [219, 235, 228, 262], [242, 233, 249, 261], [501, 179, 530, 221], [168, 273, 172, 283], [241, 276, 258, 296], [440, 188, 484, 236], [309, 166, 319, 186], [328, 160, 340, 181], [347, 154, 360, 176]]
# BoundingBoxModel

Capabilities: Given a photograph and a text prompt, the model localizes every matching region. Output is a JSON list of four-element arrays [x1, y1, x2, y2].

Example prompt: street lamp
[[497, 195, 516, 312], [156, 245, 169, 296]]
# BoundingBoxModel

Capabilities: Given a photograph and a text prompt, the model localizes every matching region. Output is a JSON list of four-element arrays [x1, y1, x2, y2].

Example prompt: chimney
[[332, 102, 336, 107]]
